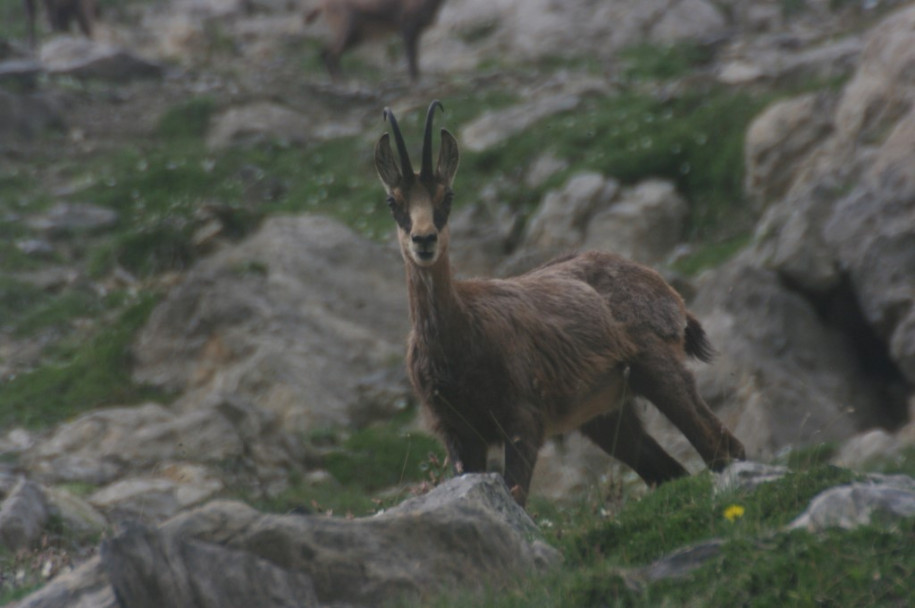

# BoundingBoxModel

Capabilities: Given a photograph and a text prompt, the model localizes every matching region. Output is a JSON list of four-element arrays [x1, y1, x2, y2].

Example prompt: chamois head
[[375, 101, 460, 268]]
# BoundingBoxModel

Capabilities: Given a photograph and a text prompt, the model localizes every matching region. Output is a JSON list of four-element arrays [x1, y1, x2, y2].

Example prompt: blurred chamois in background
[[305, 0, 448, 81]]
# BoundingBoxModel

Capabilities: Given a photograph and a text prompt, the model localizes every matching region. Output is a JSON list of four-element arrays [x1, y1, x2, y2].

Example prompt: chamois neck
[[405, 254, 464, 335]]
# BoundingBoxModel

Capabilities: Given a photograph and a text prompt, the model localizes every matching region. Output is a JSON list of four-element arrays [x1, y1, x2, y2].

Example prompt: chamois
[[304, 0, 448, 81], [374, 101, 746, 506], [24, 0, 95, 47]]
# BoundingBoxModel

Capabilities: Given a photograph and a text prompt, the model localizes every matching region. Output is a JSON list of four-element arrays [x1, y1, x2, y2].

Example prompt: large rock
[[459, 76, 604, 152], [691, 256, 885, 457], [132, 215, 409, 433], [22, 395, 302, 500], [718, 36, 863, 87], [11, 556, 116, 608], [582, 179, 687, 265], [43, 486, 109, 539], [820, 122, 915, 382], [522, 172, 618, 252], [168, 475, 559, 604], [702, 4, 915, 458], [512, 173, 687, 272], [101, 523, 319, 608], [648, 0, 727, 44], [789, 475, 915, 532], [744, 93, 836, 208], [0, 478, 48, 550], [205, 101, 362, 150], [15, 474, 560, 608]]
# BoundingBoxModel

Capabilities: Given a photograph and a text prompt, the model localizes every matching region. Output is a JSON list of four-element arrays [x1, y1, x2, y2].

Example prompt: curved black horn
[[420, 100, 444, 183], [384, 107, 414, 182]]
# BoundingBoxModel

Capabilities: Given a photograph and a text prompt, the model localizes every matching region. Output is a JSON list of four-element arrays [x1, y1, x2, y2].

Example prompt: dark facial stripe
[[433, 190, 453, 231], [388, 196, 412, 232]]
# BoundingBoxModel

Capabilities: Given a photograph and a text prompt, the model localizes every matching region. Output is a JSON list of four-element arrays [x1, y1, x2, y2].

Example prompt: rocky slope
[[2, 0, 915, 603]]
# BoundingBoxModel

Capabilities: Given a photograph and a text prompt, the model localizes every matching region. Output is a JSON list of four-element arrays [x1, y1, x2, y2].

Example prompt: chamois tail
[[684, 312, 714, 363]]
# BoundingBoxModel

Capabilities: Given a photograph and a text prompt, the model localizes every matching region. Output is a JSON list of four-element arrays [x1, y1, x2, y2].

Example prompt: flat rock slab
[[101, 523, 319, 608], [40, 37, 164, 82], [15, 473, 560, 607]]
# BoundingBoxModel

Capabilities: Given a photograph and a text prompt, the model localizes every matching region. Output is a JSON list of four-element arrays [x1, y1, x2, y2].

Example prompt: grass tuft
[[0, 292, 167, 429]]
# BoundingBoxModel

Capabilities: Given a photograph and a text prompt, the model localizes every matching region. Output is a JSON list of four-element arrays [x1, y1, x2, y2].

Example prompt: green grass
[[323, 423, 445, 492], [670, 233, 753, 276], [619, 41, 717, 82], [418, 464, 912, 607], [248, 420, 447, 517], [251, 475, 382, 518], [0, 292, 166, 429], [465, 86, 770, 240], [156, 96, 217, 141], [0, 0, 32, 41], [13, 288, 126, 337], [568, 465, 859, 564]]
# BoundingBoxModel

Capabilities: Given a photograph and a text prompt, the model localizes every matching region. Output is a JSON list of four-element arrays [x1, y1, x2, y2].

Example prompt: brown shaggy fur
[[375, 102, 745, 505]]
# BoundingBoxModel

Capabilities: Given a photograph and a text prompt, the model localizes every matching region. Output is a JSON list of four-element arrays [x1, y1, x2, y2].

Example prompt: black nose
[[411, 233, 438, 247]]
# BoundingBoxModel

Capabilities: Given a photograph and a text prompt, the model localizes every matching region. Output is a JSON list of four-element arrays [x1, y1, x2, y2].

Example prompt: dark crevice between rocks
[[783, 272, 910, 430]]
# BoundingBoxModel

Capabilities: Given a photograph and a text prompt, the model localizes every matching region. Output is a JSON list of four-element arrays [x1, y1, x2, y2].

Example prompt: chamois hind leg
[[579, 402, 688, 486], [627, 345, 745, 471]]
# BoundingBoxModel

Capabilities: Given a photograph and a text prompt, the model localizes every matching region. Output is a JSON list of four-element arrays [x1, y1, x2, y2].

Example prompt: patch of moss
[[780, 442, 840, 470], [323, 423, 445, 492], [570, 472, 720, 565], [619, 41, 717, 82], [670, 233, 752, 276], [0, 277, 47, 330], [156, 96, 216, 141], [573, 465, 859, 565], [467, 86, 770, 240], [248, 419, 446, 517], [0, 0, 31, 41], [0, 170, 52, 271], [420, 464, 900, 607], [652, 521, 915, 607], [251, 476, 380, 518], [12, 287, 120, 337], [0, 292, 167, 429]]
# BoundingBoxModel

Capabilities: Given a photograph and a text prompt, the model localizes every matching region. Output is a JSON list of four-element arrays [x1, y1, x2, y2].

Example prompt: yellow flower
[[723, 504, 745, 522]]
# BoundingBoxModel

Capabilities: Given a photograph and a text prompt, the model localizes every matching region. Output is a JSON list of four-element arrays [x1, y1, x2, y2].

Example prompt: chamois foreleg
[[25, 0, 38, 46], [47, 0, 68, 32], [74, 0, 93, 37], [627, 346, 745, 471], [443, 432, 487, 476], [579, 403, 688, 486], [402, 25, 421, 81], [501, 416, 544, 506], [322, 16, 360, 81]]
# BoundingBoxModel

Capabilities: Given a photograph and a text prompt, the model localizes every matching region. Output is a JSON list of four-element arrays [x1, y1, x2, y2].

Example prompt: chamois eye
[[386, 196, 396, 210]]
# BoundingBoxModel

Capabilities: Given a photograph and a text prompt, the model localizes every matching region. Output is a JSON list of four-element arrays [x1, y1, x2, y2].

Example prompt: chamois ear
[[436, 129, 460, 187], [375, 133, 402, 192]]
